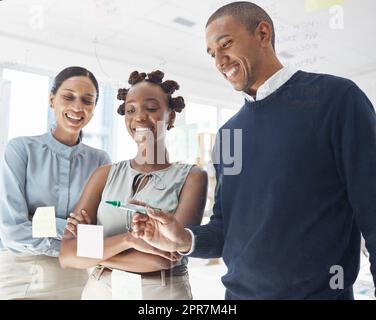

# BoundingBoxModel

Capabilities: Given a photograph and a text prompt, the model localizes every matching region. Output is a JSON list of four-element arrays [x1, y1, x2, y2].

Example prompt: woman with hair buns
[[59, 70, 208, 300]]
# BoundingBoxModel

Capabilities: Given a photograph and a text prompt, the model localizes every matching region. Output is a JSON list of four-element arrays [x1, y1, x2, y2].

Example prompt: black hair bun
[[171, 96, 185, 113], [147, 70, 164, 84], [161, 80, 180, 95], [117, 88, 128, 101], [117, 70, 185, 116], [117, 103, 125, 116], [128, 71, 147, 85]]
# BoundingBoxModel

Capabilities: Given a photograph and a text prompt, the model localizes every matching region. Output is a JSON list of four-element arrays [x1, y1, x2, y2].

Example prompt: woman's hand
[[65, 209, 91, 237]]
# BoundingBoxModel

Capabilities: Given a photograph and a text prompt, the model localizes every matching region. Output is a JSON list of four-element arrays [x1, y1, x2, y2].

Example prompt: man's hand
[[129, 236, 181, 262], [130, 200, 192, 253]]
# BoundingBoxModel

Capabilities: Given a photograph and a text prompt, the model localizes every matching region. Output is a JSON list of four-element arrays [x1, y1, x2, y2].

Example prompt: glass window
[[3, 69, 50, 140], [82, 85, 114, 154], [166, 123, 198, 164], [219, 108, 238, 127], [170, 102, 218, 163], [185, 103, 217, 133]]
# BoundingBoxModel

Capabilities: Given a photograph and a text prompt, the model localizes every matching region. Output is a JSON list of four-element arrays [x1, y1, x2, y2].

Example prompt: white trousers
[[0, 250, 88, 300], [81, 267, 193, 300]]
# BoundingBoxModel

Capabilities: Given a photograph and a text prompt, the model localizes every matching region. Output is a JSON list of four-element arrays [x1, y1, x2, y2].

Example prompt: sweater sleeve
[[332, 84, 376, 293], [189, 136, 225, 259]]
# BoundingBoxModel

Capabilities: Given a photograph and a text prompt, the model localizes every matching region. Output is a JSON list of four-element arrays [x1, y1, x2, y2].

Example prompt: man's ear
[[256, 21, 273, 48], [49, 93, 55, 109]]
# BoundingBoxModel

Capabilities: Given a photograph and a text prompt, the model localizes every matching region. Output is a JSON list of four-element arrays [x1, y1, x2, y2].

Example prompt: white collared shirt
[[242, 65, 298, 103]]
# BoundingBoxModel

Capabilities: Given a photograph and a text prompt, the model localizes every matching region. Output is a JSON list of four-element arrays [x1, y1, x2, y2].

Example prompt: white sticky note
[[32, 206, 57, 238], [77, 224, 103, 259], [111, 269, 142, 300]]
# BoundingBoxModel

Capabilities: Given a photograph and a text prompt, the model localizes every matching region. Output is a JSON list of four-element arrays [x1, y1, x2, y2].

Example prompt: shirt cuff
[[45, 238, 61, 257], [55, 218, 67, 240], [177, 228, 195, 256]]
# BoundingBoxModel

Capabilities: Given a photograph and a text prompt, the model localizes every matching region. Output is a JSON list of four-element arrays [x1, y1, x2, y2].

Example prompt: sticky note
[[304, 0, 344, 12], [32, 206, 57, 238], [77, 224, 103, 259], [111, 269, 142, 300]]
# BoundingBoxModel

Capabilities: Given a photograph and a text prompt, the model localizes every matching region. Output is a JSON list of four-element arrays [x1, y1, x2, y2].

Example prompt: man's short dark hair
[[206, 1, 276, 50]]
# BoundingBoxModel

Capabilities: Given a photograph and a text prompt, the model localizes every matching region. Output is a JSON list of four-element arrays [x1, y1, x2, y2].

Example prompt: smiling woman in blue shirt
[[0, 66, 111, 299]]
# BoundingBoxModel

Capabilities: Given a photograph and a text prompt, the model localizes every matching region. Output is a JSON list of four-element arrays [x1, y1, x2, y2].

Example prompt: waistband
[[92, 264, 187, 281], [0, 250, 57, 263]]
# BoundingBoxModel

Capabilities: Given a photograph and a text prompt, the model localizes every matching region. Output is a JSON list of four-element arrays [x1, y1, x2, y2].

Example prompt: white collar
[[242, 65, 298, 103]]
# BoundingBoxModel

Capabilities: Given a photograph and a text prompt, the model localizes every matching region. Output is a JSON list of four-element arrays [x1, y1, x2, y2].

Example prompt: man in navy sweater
[[132, 2, 376, 299]]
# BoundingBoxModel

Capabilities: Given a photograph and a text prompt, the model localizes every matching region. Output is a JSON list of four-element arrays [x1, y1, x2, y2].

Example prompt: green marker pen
[[105, 200, 160, 215]]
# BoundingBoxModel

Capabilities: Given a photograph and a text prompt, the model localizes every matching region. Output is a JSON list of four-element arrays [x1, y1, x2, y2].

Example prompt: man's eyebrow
[[206, 34, 231, 54]]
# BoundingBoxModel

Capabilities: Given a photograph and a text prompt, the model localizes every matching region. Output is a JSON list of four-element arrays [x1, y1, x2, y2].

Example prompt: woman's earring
[[167, 123, 174, 130]]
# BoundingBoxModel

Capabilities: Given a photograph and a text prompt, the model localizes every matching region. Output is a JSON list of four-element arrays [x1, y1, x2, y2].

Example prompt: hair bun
[[118, 70, 185, 116], [128, 71, 147, 85], [117, 88, 128, 101], [117, 103, 125, 115], [171, 96, 185, 113], [161, 80, 180, 95], [147, 70, 164, 83]]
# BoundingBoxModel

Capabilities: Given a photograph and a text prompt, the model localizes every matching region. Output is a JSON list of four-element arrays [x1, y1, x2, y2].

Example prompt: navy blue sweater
[[190, 71, 376, 299]]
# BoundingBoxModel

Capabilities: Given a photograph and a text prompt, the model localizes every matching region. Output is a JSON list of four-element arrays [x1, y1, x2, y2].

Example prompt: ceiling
[[0, 0, 375, 106]]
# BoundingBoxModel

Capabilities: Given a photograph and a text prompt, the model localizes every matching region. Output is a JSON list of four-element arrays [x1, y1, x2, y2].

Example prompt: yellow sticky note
[[32, 206, 57, 238], [305, 0, 344, 12], [111, 269, 142, 300]]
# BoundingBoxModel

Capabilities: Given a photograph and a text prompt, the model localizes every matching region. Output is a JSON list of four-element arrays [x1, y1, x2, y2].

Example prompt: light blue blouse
[[0, 131, 111, 257]]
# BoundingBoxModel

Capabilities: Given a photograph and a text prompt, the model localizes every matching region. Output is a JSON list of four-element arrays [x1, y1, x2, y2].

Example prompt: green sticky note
[[305, 0, 344, 12]]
